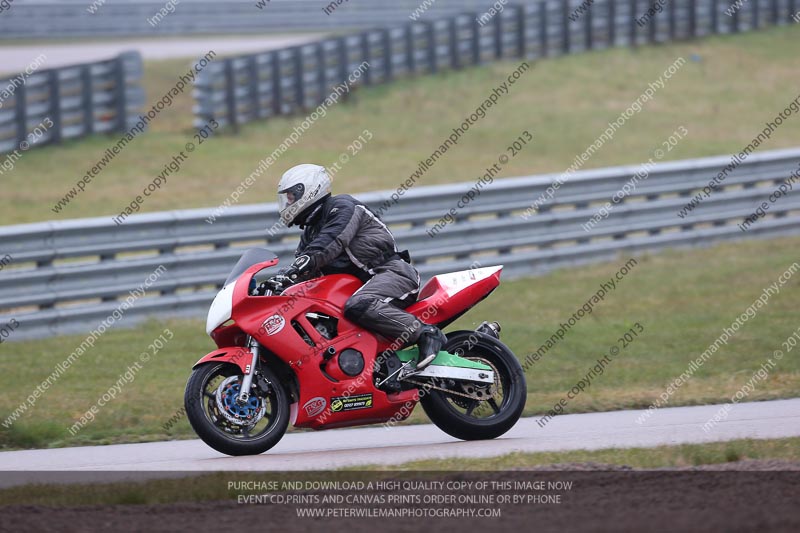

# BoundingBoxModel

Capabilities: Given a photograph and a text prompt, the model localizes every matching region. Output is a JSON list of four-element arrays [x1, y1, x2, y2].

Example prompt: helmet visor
[[278, 183, 305, 212]]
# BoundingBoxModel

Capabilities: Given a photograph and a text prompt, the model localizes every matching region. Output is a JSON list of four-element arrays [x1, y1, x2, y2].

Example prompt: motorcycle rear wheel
[[419, 331, 526, 440]]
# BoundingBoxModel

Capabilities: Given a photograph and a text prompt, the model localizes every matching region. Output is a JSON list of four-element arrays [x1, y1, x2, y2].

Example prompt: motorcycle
[[184, 248, 526, 456]]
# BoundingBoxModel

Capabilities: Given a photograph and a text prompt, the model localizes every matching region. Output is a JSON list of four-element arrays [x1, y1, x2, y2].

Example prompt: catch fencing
[[0, 147, 798, 340]]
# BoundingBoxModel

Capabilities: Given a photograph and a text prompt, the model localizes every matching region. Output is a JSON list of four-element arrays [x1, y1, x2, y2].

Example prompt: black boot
[[416, 325, 447, 369]]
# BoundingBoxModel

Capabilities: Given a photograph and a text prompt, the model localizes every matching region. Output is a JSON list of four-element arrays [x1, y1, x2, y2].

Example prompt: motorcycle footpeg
[[398, 362, 425, 380], [378, 361, 414, 387]]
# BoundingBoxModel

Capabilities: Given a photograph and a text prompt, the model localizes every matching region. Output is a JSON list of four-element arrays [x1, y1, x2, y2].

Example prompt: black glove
[[278, 254, 314, 281]]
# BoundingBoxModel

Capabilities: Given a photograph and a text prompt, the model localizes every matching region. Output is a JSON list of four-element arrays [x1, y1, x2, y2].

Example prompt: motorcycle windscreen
[[224, 248, 279, 286]]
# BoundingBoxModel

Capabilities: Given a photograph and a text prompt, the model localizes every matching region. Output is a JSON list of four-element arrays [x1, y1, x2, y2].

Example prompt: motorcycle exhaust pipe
[[476, 321, 501, 339]]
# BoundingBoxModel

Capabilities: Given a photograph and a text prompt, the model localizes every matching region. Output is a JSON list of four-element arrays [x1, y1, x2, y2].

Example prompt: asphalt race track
[[0, 35, 324, 73], [1, 398, 797, 487]]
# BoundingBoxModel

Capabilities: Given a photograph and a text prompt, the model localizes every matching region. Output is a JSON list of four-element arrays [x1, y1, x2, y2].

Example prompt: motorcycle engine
[[306, 312, 338, 340]]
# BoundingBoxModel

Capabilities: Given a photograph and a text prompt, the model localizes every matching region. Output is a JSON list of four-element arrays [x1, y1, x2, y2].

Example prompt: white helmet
[[277, 164, 332, 227]]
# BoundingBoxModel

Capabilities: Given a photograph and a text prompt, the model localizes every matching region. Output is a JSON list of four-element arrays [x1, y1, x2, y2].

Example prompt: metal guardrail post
[[81, 65, 95, 136], [770, 0, 779, 24], [711, 0, 719, 34], [629, 0, 638, 46], [493, 7, 504, 58], [14, 84, 27, 149], [584, 2, 593, 50], [426, 21, 437, 73], [48, 70, 63, 145], [405, 25, 417, 74], [360, 32, 372, 85], [470, 14, 481, 65], [609, 0, 617, 45], [248, 56, 260, 122], [539, 1, 548, 57], [753, 0, 760, 29], [315, 42, 326, 101], [668, 0, 676, 39], [292, 47, 305, 110], [689, 0, 697, 37], [224, 59, 239, 133], [337, 37, 350, 101], [561, 0, 570, 53], [271, 51, 283, 116], [382, 29, 393, 82], [516, 4, 527, 57], [448, 17, 461, 69], [114, 55, 128, 133]]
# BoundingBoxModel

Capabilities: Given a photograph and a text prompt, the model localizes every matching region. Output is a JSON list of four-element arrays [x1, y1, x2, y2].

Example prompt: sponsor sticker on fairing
[[303, 397, 326, 417], [262, 314, 285, 335], [330, 393, 373, 412]]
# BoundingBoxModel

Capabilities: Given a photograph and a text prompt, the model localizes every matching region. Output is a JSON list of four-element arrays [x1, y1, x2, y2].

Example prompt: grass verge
[[2, 25, 800, 224], [361, 437, 800, 470]]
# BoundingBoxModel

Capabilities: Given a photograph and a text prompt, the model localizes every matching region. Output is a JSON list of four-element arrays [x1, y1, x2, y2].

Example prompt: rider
[[275, 164, 447, 369]]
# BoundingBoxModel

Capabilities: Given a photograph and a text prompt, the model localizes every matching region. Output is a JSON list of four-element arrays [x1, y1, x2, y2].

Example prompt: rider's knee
[[343, 294, 373, 322]]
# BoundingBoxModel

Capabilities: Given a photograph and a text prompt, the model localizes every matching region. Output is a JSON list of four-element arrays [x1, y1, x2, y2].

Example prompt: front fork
[[236, 337, 260, 405]]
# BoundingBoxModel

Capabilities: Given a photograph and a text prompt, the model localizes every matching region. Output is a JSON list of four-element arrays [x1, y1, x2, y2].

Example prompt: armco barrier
[[192, 0, 797, 130], [0, 147, 798, 340], [0, 51, 144, 155], [2, 0, 796, 39]]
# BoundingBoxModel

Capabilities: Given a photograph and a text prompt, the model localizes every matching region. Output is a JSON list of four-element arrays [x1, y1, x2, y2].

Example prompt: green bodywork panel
[[396, 347, 492, 370]]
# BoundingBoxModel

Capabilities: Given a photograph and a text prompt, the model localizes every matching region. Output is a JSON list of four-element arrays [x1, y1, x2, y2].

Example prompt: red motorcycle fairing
[[197, 264, 417, 429], [406, 266, 502, 326], [281, 274, 363, 310], [198, 260, 502, 431], [193, 347, 252, 374]]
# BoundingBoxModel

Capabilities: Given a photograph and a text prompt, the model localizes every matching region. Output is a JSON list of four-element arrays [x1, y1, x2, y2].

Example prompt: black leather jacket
[[296, 195, 401, 282]]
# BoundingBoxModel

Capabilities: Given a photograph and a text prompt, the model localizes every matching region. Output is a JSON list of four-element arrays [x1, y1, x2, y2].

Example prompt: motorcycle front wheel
[[419, 330, 527, 440], [184, 362, 289, 456]]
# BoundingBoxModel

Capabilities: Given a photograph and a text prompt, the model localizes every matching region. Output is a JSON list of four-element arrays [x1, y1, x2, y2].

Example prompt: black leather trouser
[[343, 259, 425, 346]]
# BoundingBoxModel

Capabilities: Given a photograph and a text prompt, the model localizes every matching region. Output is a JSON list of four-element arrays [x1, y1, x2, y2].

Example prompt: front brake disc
[[214, 375, 266, 426]]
